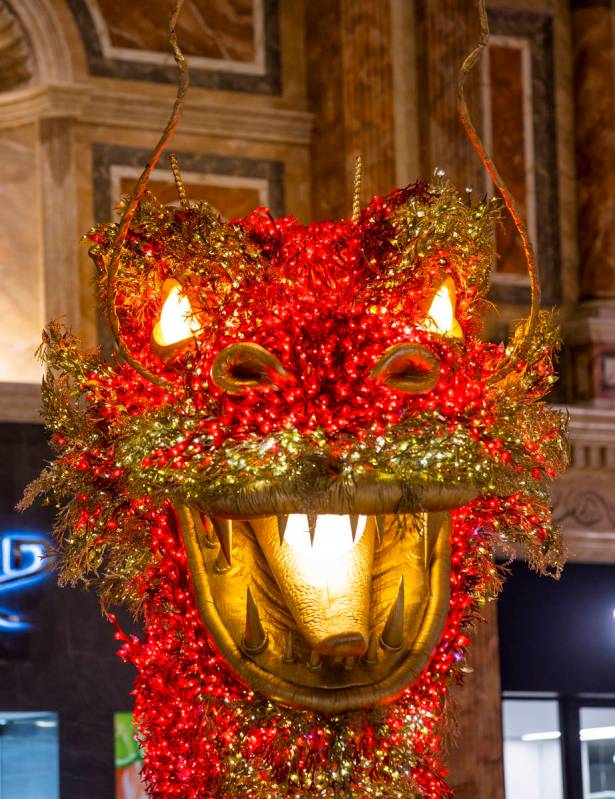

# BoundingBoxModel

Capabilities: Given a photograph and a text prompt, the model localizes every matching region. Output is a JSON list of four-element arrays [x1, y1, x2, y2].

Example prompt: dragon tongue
[[251, 515, 376, 657]]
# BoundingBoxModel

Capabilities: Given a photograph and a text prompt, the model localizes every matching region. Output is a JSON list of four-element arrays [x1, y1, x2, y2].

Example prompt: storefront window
[[502, 698, 564, 799], [580, 706, 615, 798], [115, 712, 147, 799], [0, 712, 59, 799]]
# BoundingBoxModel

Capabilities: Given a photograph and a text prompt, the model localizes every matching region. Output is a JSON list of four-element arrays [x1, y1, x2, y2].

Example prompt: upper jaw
[[197, 475, 478, 519]]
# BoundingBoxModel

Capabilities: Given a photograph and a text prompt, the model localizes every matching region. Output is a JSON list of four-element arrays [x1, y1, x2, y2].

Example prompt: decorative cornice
[[558, 406, 615, 469], [565, 405, 615, 443], [554, 483, 615, 529], [554, 476, 615, 563], [562, 314, 615, 346], [563, 529, 615, 564], [548, 406, 615, 561], [0, 383, 41, 424], [0, 83, 313, 145]]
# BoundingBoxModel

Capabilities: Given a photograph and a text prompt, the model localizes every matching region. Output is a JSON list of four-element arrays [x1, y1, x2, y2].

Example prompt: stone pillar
[[305, 0, 396, 220], [446, 601, 505, 799], [414, 0, 484, 192], [40, 117, 80, 331], [564, 0, 615, 403], [573, 0, 615, 300]]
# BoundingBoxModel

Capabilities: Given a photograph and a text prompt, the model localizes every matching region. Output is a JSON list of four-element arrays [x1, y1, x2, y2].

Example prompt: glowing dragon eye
[[152, 279, 202, 350], [423, 277, 463, 338]]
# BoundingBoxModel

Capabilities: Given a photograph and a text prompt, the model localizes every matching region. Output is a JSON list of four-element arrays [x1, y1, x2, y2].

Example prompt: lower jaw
[[177, 506, 452, 714]]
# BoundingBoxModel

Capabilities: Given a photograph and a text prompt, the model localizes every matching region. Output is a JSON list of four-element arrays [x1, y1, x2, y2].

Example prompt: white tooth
[[284, 514, 367, 560], [307, 650, 322, 671], [307, 514, 317, 546]]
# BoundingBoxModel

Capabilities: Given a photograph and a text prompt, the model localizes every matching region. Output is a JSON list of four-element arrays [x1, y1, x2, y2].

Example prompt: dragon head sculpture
[[22, 3, 567, 797], [24, 179, 566, 797]]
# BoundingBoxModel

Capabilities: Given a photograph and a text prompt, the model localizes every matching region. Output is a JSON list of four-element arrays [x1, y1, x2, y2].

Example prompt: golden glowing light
[[285, 514, 367, 562], [423, 278, 463, 338], [152, 280, 201, 347]]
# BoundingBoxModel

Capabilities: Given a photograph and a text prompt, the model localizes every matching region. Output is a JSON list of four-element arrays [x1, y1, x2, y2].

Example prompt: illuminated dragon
[[22, 3, 567, 797]]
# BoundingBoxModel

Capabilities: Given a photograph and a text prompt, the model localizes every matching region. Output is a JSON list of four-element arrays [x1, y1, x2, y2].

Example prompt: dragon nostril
[[370, 343, 441, 394]]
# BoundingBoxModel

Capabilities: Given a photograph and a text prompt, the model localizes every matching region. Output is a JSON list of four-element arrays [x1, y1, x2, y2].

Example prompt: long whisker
[[457, 0, 541, 384], [105, 0, 188, 389]]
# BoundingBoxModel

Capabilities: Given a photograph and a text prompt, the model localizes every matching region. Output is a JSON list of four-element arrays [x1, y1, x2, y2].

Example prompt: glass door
[[502, 698, 565, 799], [580, 706, 615, 799], [0, 712, 59, 799]]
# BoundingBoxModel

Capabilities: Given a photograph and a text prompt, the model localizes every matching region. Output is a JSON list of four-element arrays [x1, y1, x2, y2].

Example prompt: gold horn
[[169, 153, 189, 208], [351, 154, 362, 223]]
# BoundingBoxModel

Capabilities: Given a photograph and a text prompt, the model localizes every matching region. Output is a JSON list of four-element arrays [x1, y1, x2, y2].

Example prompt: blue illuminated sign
[[0, 531, 52, 632]]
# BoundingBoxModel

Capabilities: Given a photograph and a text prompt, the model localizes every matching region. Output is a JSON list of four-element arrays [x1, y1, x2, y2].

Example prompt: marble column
[[564, 0, 615, 403], [446, 601, 505, 799], [414, 0, 485, 192], [40, 117, 80, 332], [305, 0, 396, 220], [573, 0, 615, 300]]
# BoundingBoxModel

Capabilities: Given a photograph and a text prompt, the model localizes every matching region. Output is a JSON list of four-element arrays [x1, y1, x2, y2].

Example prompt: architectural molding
[[0, 2, 32, 91], [66, 0, 281, 94], [565, 404, 615, 463], [40, 117, 80, 329], [551, 406, 615, 562], [0, 83, 313, 145], [560, 529, 615, 564], [487, 8, 561, 306], [0, 383, 41, 424], [7, 0, 74, 83]]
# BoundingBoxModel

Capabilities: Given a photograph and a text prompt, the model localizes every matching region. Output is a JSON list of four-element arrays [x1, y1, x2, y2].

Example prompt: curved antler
[[458, 0, 541, 384], [105, 0, 188, 390]]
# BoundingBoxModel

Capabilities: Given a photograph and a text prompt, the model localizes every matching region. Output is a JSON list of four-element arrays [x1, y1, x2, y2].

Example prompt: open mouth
[[178, 500, 453, 714]]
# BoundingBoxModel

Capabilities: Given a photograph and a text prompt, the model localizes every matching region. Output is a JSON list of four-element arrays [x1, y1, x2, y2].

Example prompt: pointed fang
[[277, 514, 289, 546], [350, 514, 359, 541], [307, 649, 322, 671], [364, 630, 378, 665], [212, 517, 233, 567], [197, 513, 216, 549], [214, 549, 231, 574], [242, 587, 268, 655], [376, 515, 385, 544], [282, 631, 295, 664], [380, 576, 404, 652], [307, 514, 317, 546]]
